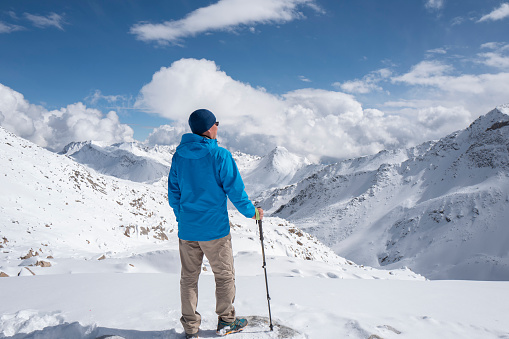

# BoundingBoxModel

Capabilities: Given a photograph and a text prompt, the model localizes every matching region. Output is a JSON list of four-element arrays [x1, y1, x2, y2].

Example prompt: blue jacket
[[168, 133, 256, 241]]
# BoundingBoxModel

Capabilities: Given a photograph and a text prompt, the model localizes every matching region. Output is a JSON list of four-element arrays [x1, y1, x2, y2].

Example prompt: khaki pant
[[179, 233, 236, 334]]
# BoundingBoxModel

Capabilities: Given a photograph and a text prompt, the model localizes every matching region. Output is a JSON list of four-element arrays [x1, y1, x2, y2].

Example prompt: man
[[168, 109, 263, 339]]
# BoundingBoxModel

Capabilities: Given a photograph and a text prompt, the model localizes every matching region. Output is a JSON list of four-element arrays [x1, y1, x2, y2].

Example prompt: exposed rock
[[36, 260, 52, 267], [0, 272, 9, 277], [20, 249, 35, 260]]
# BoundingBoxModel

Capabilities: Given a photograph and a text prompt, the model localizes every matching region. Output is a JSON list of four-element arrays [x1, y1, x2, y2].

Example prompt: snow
[[256, 108, 509, 280], [238, 146, 321, 199], [1, 275, 509, 338], [60, 141, 173, 183], [2, 107, 509, 338]]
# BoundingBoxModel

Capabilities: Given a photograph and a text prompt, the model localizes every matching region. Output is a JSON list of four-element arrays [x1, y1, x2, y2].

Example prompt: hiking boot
[[185, 331, 199, 338], [216, 317, 248, 336]]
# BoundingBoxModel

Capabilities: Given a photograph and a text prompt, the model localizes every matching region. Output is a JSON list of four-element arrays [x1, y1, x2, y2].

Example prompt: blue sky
[[1, 0, 509, 160]]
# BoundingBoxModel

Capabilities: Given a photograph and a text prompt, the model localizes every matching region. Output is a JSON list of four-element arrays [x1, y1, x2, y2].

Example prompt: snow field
[[1, 274, 509, 338]]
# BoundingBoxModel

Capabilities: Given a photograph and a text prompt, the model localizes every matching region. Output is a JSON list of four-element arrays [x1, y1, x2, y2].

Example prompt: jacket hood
[[176, 133, 217, 159]]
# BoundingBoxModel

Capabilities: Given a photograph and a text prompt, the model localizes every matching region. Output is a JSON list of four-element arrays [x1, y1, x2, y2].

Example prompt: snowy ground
[[1, 272, 509, 338], [3, 210, 508, 338], [1, 215, 508, 339]]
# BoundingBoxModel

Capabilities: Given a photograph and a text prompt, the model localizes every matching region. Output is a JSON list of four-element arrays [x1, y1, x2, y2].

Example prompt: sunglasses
[[215, 121, 219, 126]]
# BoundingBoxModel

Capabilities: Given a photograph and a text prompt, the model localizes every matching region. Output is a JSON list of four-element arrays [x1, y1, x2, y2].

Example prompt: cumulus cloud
[[478, 3, 509, 22], [0, 83, 134, 152], [135, 58, 477, 161], [145, 124, 187, 146], [24, 12, 66, 30], [130, 0, 320, 45], [135, 58, 285, 137]]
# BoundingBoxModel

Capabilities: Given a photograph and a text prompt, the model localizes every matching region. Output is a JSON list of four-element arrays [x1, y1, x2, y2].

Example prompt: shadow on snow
[[2, 322, 184, 339]]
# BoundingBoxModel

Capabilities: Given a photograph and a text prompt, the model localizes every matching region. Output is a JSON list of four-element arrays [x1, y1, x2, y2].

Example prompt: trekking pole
[[256, 208, 274, 331]]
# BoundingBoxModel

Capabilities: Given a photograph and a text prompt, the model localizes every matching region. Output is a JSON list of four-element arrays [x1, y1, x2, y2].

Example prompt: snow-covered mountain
[[60, 141, 174, 183], [236, 146, 322, 198], [256, 106, 509, 280], [45, 106, 509, 281], [2, 115, 509, 339], [0, 125, 419, 281]]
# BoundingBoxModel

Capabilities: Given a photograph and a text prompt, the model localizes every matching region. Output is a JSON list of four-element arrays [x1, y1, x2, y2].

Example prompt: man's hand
[[252, 207, 264, 220]]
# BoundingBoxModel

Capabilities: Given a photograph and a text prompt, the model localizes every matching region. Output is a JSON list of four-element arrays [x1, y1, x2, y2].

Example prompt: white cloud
[[0, 21, 24, 33], [388, 57, 509, 121], [382, 102, 472, 142], [24, 12, 65, 30], [392, 60, 453, 86], [135, 58, 286, 136], [425, 0, 444, 11], [392, 60, 509, 97], [451, 16, 465, 26], [477, 43, 509, 69], [478, 52, 509, 69], [426, 47, 447, 54], [134, 58, 477, 161], [392, 61, 509, 108], [299, 75, 311, 82], [334, 68, 392, 94], [0, 83, 134, 152], [145, 124, 187, 146], [336, 79, 380, 94], [130, 0, 320, 45], [478, 3, 509, 22], [46, 103, 134, 151], [481, 42, 501, 50], [86, 90, 129, 106]]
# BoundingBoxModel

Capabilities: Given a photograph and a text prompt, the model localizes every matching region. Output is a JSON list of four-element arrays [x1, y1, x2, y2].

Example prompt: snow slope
[[239, 147, 320, 197], [0, 124, 443, 338], [60, 141, 174, 183], [257, 106, 509, 280], [1, 117, 509, 338], [2, 125, 421, 280]]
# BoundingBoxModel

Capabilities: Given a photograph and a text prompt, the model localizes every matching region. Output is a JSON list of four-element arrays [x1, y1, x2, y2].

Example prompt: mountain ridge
[[0, 125, 420, 281], [3, 105, 508, 280], [256, 106, 509, 280]]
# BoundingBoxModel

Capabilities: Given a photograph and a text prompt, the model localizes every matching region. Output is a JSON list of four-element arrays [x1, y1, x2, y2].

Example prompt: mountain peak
[[466, 106, 509, 137], [60, 141, 93, 155], [496, 103, 509, 114]]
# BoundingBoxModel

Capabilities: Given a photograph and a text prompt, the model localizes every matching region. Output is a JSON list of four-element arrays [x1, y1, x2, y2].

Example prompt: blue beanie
[[189, 109, 216, 135]]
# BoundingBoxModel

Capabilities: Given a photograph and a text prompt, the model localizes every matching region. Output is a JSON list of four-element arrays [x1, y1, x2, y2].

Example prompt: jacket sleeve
[[219, 150, 256, 219], [168, 156, 181, 222]]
